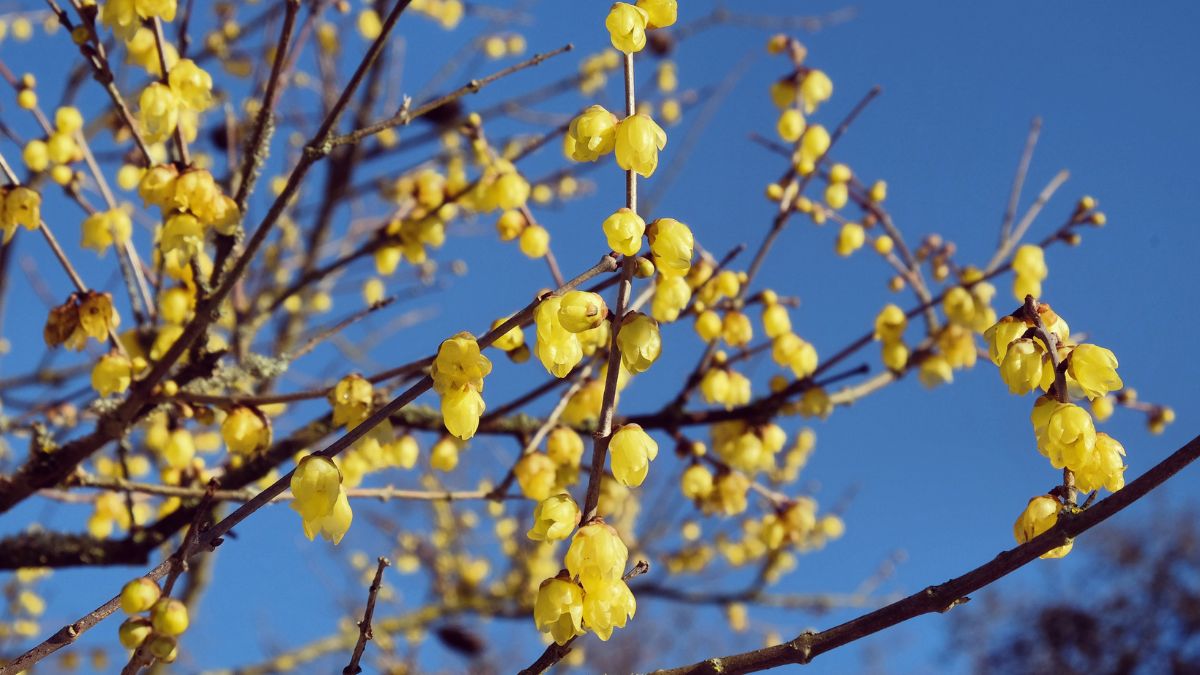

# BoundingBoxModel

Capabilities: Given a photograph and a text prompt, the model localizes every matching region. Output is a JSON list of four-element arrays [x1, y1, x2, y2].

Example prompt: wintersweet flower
[[609, 424, 658, 487], [139, 83, 180, 144], [558, 291, 608, 333], [1013, 495, 1072, 559], [1073, 433, 1127, 493], [874, 304, 908, 342], [119, 578, 161, 615], [1067, 344, 1123, 400], [984, 315, 1029, 366], [1041, 402, 1096, 469], [565, 105, 619, 162], [799, 69, 833, 113], [290, 455, 342, 523], [515, 452, 557, 501], [1, 186, 41, 242], [918, 354, 954, 388], [680, 463, 715, 500], [602, 207, 646, 256], [81, 208, 133, 254], [527, 493, 581, 541], [535, 297, 584, 378], [441, 386, 486, 440], [565, 521, 629, 591], [119, 618, 153, 650], [616, 313, 661, 374], [329, 374, 373, 428], [150, 599, 189, 637], [651, 275, 691, 323], [999, 339, 1045, 395], [221, 406, 271, 455], [534, 577, 585, 645], [167, 59, 213, 111], [762, 302, 791, 338], [92, 354, 133, 396], [636, 0, 677, 27], [582, 578, 637, 640], [605, 3, 649, 54], [615, 113, 667, 177], [647, 217, 693, 276]]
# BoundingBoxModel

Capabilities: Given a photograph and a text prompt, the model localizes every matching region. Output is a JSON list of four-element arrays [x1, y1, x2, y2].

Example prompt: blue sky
[[1, 1, 1198, 673]]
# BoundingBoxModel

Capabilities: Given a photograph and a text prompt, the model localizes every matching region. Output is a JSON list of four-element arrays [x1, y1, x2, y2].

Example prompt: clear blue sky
[[1, 1, 1198, 673]]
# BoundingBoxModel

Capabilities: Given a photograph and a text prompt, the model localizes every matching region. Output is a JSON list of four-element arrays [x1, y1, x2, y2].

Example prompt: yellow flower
[[651, 275, 691, 323], [680, 463, 714, 500], [999, 338, 1045, 395], [119, 618, 153, 650], [799, 69, 833, 114], [602, 207, 645, 256], [138, 83, 180, 144], [160, 212, 204, 262], [615, 113, 667, 177], [150, 599, 189, 637], [1013, 495, 1072, 559], [566, 105, 619, 162], [167, 59, 213, 110], [647, 217, 693, 277], [1067, 344, 1122, 400], [329, 374, 373, 428], [290, 455, 341, 522], [1012, 244, 1047, 280], [616, 313, 661, 374], [547, 427, 585, 468], [709, 470, 749, 515], [609, 424, 658, 487], [772, 333, 818, 378], [78, 292, 120, 341], [138, 164, 178, 209], [565, 521, 628, 591], [535, 297, 584, 378], [515, 452, 558, 501], [81, 208, 133, 254], [777, 109, 805, 143], [1073, 432, 1126, 493], [835, 222, 864, 256], [881, 340, 909, 371], [519, 224, 549, 258], [162, 428, 194, 469], [441, 386, 485, 440], [558, 291, 608, 333], [873, 304, 907, 342], [430, 437, 461, 472], [918, 354, 953, 388], [119, 578, 161, 615], [636, 0, 676, 27], [1, 186, 41, 242], [582, 578, 636, 641], [92, 354, 133, 396], [432, 333, 491, 395], [137, 0, 177, 22], [694, 309, 722, 342], [221, 406, 271, 455], [1039, 402, 1096, 469], [762, 303, 791, 339], [534, 577, 585, 645], [984, 315, 1029, 366], [527, 493, 580, 541], [605, 3, 649, 54]]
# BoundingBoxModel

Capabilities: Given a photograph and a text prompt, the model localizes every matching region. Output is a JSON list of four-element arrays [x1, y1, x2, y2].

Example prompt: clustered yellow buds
[[81, 207, 134, 255], [646, 217, 693, 277], [44, 291, 120, 351], [137, 58, 213, 143], [92, 353, 134, 396], [290, 455, 353, 545], [1, 185, 41, 243], [138, 165, 240, 267], [116, 577, 186, 662], [431, 333, 492, 440]]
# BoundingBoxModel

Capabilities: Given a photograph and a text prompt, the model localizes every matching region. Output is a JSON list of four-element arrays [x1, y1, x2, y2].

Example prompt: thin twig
[[343, 557, 390, 675]]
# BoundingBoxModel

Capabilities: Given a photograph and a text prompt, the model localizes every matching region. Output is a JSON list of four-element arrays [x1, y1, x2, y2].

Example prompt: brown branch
[[344, 557, 390, 675]]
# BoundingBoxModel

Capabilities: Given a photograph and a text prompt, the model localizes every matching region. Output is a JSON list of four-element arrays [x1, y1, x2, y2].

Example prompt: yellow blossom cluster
[[23, 107, 84, 185], [432, 333, 492, 440], [117, 577, 187, 663]]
